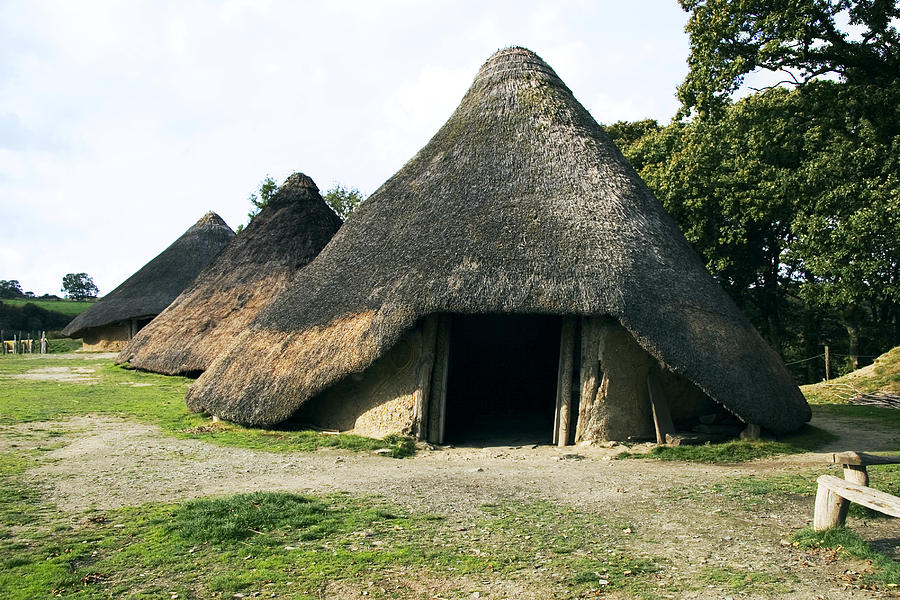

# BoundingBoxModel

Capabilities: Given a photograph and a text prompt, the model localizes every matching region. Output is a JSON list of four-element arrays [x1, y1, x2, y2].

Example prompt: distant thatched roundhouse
[[62, 212, 234, 351], [117, 174, 341, 375], [186, 47, 810, 444]]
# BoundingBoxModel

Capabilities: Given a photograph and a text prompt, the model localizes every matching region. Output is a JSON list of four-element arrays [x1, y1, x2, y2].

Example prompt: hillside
[[2, 298, 94, 316], [0, 299, 93, 333], [802, 346, 900, 404]]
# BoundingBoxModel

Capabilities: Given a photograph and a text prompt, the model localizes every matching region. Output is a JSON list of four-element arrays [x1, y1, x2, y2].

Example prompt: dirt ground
[[3, 402, 898, 599]]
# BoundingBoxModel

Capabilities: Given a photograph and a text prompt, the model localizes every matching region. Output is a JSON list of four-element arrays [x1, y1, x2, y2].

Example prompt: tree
[[609, 77, 900, 378], [323, 184, 364, 220], [61, 273, 99, 300], [0, 279, 23, 299], [641, 0, 900, 377], [236, 175, 279, 233], [678, 0, 900, 117]]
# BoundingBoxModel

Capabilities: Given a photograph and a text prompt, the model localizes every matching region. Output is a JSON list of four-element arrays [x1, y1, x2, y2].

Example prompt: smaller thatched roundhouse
[[186, 47, 810, 445], [117, 174, 342, 375], [62, 212, 234, 351]]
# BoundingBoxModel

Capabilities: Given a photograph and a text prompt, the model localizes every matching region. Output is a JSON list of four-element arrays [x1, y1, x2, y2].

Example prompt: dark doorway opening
[[444, 313, 562, 445]]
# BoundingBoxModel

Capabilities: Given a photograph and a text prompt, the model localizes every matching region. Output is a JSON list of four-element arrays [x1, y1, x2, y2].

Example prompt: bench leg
[[843, 464, 869, 486], [814, 483, 848, 531]]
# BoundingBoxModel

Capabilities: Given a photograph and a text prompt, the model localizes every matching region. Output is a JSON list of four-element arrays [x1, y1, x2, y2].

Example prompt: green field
[[0, 355, 414, 456], [2, 298, 94, 316]]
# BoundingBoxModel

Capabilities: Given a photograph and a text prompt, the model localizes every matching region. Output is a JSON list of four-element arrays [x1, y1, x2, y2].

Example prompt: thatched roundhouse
[[63, 212, 234, 351], [186, 47, 810, 444], [117, 174, 342, 375]]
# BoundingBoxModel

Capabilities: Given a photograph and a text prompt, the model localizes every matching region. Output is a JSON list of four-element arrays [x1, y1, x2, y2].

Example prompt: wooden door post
[[412, 315, 439, 441], [554, 317, 577, 446], [428, 315, 451, 444]]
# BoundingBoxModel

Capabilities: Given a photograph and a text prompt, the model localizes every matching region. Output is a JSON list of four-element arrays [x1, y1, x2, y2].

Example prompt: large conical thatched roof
[[63, 212, 235, 338], [186, 47, 810, 433], [117, 174, 342, 375]]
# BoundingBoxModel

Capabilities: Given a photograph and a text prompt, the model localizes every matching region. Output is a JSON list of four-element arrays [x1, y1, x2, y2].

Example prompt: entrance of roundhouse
[[443, 314, 562, 445]]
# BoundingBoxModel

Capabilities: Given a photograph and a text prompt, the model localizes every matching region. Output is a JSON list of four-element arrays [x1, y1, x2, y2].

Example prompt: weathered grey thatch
[[117, 174, 341, 375], [186, 47, 810, 434], [63, 212, 235, 339]]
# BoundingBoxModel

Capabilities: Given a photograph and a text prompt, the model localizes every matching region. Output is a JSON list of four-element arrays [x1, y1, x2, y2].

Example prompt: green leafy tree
[[61, 273, 99, 300], [678, 0, 900, 117], [236, 175, 279, 233], [0, 279, 24, 299], [323, 184, 364, 220], [611, 78, 900, 377], [628, 0, 900, 377]]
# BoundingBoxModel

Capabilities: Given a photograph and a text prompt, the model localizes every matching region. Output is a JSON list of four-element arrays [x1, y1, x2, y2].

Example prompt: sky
[[1, 0, 692, 296]]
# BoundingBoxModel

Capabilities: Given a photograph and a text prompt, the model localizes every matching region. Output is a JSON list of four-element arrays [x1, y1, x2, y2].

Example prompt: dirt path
[[3, 414, 898, 599]]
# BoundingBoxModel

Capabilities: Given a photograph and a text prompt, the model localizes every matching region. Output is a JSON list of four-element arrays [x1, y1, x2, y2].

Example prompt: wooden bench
[[814, 451, 900, 531]]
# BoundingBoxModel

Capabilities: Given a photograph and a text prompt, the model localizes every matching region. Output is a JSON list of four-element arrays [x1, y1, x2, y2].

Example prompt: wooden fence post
[[824, 345, 830, 381]]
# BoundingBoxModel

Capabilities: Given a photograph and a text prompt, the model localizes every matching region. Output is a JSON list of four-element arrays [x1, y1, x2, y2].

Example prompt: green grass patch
[[0, 356, 414, 457], [2, 298, 93, 316], [47, 337, 82, 353], [173, 492, 401, 544], [0, 491, 667, 599], [712, 472, 816, 505], [618, 424, 836, 463], [668, 465, 899, 520], [698, 566, 793, 593], [792, 527, 900, 589]]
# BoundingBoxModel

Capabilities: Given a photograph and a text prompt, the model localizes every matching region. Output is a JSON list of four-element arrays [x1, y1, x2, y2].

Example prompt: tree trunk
[[841, 306, 864, 371]]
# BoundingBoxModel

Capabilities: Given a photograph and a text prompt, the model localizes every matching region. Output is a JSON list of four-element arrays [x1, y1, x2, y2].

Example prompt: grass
[[618, 422, 837, 463], [1, 297, 94, 316], [0, 355, 414, 457], [47, 337, 83, 353], [666, 463, 899, 523], [802, 345, 900, 404], [792, 527, 899, 589], [698, 566, 793, 593], [619, 397, 900, 464], [0, 484, 666, 599], [810, 403, 900, 430]]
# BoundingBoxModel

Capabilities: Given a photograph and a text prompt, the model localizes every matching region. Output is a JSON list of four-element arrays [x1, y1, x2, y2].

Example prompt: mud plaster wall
[[657, 366, 720, 425], [586, 320, 656, 441], [576, 319, 719, 441], [81, 322, 132, 352], [293, 326, 422, 438]]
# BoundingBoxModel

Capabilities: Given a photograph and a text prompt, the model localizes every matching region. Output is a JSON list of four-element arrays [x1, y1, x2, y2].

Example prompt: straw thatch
[[63, 212, 234, 339], [117, 174, 341, 375], [186, 47, 810, 434]]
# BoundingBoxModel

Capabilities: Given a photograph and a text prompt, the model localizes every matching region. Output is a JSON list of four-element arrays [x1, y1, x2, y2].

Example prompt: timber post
[[575, 316, 601, 443], [427, 315, 451, 444], [647, 370, 675, 444], [412, 315, 439, 441], [554, 316, 577, 446]]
